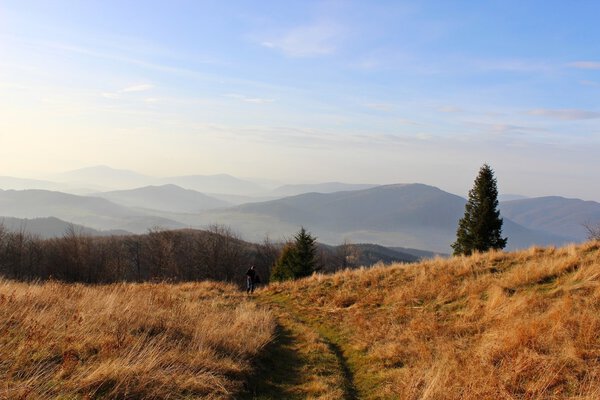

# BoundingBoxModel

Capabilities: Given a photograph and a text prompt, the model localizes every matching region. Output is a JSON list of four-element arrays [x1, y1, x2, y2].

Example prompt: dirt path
[[242, 296, 359, 399]]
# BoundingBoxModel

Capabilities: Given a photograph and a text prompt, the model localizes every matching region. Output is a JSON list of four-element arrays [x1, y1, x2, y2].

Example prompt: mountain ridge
[[500, 196, 600, 240], [96, 184, 231, 213], [192, 183, 576, 252], [0, 216, 129, 238], [0, 188, 185, 233]]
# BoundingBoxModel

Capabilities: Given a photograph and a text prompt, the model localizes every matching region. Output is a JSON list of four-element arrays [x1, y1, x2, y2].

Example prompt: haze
[[1, 1, 600, 200]]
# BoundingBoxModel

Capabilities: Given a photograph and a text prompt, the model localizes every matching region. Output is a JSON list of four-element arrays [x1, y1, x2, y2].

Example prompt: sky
[[1, 0, 600, 199]]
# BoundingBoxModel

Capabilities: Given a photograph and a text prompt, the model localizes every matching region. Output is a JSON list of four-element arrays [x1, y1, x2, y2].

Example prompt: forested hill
[[0, 227, 423, 285]]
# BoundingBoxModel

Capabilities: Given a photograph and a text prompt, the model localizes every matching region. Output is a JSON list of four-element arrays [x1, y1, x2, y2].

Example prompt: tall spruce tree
[[452, 164, 507, 255]]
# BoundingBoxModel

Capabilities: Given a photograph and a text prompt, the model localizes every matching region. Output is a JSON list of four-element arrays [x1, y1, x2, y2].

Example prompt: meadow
[[0, 280, 273, 399], [262, 241, 600, 399], [2, 241, 600, 399]]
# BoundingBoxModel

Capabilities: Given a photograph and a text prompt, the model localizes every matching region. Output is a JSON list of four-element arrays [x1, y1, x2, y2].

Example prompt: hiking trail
[[242, 293, 360, 400]]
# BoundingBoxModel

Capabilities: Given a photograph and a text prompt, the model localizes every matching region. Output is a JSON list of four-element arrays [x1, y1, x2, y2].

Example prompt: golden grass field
[[263, 241, 600, 399], [0, 280, 274, 399], [2, 241, 600, 399]]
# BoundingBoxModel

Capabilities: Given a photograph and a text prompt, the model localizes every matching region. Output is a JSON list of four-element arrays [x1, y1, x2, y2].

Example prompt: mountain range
[[187, 184, 576, 252], [2, 167, 600, 254]]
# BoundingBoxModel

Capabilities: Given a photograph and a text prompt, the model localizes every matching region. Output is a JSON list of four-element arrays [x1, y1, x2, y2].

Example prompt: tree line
[[0, 224, 364, 285], [0, 224, 276, 285]]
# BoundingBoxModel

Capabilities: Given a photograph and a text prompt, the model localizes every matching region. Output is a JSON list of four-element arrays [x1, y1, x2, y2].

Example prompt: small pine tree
[[293, 227, 317, 278], [270, 227, 318, 282], [452, 164, 507, 256]]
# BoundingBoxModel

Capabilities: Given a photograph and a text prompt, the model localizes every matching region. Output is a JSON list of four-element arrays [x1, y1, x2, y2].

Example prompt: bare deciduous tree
[[253, 235, 280, 284], [0, 224, 266, 285], [583, 221, 600, 241]]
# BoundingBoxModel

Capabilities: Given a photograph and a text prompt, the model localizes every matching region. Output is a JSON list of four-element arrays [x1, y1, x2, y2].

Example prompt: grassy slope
[[258, 241, 600, 399], [3, 242, 600, 399], [0, 280, 274, 399]]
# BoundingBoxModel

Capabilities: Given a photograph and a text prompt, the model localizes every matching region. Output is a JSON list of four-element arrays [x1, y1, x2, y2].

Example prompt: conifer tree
[[270, 227, 318, 282], [293, 227, 318, 278], [452, 164, 507, 255]]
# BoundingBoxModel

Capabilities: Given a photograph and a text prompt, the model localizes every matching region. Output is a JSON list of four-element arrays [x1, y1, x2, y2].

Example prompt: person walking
[[245, 265, 256, 294]]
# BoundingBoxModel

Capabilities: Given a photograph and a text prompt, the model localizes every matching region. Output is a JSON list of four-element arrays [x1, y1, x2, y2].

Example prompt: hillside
[[388, 246, 446, 259], [237, 184, 463, 230], [3, 242, 600, 399], [0, 189, 184, 233], [317, 243, 420, 273], [194, 184, 574, 252], [342, 243, 419, 264], [96, 184, 231, 213], [501, 196, 600, 240], [0, 216, 128, 238], [255, 241, 600, 399]]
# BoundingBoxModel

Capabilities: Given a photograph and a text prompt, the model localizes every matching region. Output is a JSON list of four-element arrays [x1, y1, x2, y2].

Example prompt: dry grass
[[263, 241, 600, 399], [0, 280, 274, 399], [5, 241, 600, 399]]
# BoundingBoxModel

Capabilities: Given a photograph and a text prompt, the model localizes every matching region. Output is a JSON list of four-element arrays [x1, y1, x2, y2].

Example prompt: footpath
[[241, 292, 360, 400]]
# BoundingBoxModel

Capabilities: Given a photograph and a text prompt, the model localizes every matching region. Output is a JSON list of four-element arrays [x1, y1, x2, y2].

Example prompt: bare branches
[[583, 221, 600, 241]]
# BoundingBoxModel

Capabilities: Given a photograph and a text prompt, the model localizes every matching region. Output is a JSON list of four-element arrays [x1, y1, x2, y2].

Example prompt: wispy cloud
[[183, 123, 431, 150], [466, 121, 547, 135], [121, 84, 154, 92], [568, 61, 600, 70], [260, 22, 343, 57], [43, 39, 298, 95], [224, 93, 275, 104], [101, 83, 154, 100], [488, 123, 540, 134], [527, 108, 600, 120]]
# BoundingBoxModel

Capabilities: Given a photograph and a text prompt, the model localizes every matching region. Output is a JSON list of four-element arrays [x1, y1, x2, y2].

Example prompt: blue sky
[[1, 1, 600, 199]]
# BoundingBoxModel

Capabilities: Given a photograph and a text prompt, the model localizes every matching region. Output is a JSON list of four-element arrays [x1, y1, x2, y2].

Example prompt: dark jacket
[[246, 268, 256, 280]]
